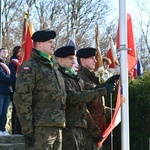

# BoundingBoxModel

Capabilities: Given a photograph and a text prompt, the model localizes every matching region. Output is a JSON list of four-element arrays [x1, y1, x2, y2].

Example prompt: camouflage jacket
[[58, 66, 106, 129], [78, 66, 107, 132], [14, 49, 66, 134]]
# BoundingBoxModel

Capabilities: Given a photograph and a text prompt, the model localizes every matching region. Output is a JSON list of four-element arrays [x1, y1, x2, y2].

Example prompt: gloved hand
[[105, 74, 120, 84], [93, 134, 103, 143], [105, 83, 116, 93], [24, 132, 34, 147]]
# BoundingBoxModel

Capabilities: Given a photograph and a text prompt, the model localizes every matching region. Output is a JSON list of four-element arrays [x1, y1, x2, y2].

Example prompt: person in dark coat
[[9, 45, 21, 134], [0, 47, 16, 135]]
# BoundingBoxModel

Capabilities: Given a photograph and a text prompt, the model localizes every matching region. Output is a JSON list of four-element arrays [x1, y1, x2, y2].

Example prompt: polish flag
[[98, 83, 121, 148]]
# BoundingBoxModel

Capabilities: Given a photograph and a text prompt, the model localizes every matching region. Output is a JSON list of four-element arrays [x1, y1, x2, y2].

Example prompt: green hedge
[[129, 72, 150, 150]]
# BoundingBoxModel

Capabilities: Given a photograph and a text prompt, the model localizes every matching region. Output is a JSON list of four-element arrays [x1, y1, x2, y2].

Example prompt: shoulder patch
[[23, 67, 30, 72]]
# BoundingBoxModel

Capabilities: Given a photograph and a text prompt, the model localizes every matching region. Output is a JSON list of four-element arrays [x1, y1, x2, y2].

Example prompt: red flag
[[18, 21, 33, 68], [116, 13, 137, 72]]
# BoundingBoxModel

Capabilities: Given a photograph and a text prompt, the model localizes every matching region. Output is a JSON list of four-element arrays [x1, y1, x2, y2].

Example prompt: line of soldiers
[[14, 30, 120, 150]]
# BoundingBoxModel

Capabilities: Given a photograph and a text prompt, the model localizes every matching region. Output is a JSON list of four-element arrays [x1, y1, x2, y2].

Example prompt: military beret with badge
[[54, 45, 75, 58], [76, 47, 96, 58], [31, 30, 56, 42]]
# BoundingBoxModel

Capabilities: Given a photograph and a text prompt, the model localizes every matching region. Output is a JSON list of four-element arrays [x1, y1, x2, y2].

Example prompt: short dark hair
[[12, 46, 21, 56], [103, 57, 112, 65], [0, 48, 6, 51]]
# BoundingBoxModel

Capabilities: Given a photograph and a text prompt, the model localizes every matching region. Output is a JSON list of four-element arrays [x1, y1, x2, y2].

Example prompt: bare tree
[[130, 0, 150, 70], [30, 0, 111, 48], [2, 0, 35, 56], [1, 0, 112, 56]]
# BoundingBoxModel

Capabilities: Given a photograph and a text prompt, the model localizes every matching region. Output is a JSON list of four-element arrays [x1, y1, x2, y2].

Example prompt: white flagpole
[[119, 0, 130, 150]]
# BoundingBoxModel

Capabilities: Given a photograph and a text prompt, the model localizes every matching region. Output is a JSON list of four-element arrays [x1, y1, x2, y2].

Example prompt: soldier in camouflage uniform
[[76, 48, 120, 150], [54, 46, 117, 150], [14, 30, 66, 150]]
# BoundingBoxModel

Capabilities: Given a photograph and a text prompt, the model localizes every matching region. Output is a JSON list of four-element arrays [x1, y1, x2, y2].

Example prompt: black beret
[[31, 30, 56, 42], [76, 47, 96, 58], [54, 46, 75, 57]]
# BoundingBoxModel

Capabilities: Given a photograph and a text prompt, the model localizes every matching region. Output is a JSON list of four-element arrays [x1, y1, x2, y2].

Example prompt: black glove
[[24, 132, 34, 147], [94, 134, 103, 143], [105, 75, 120, 84], [105, 83, 116, 93]]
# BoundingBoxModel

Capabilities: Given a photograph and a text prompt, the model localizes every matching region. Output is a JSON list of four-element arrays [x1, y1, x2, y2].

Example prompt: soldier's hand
[[105, 74, 120, 84], [24, 132, 34, 147], [105, 83, 116, 93], [94, 134, 103, 143]]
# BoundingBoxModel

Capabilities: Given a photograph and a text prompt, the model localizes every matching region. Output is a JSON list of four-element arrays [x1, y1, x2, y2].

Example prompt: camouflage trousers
[[25, 127, 62, 150], [62, 127, 86, 150]]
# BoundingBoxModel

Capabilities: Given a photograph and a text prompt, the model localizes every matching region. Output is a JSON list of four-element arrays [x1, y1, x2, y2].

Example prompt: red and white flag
[[98, 13, 138, 148], [106, 35, 120, 74], [98, 83, 121, 148]]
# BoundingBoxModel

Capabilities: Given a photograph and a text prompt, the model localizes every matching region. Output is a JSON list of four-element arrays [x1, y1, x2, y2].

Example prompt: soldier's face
[[81, 56, 97, 71], [39, 39, 55, 55], [60, 55, 75, 69]]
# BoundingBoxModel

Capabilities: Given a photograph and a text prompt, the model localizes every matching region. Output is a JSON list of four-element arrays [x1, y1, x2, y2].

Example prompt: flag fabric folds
[[116, 13, 137, 73], [136, 58, 143, 76], [133, 55, 143, 78], [67, 34, 77, 50], [106, 35, 120, 74], [98, 83, 121, 148], [92, 24, 104, 75], [106, 36, 119, 69], [98, 13, 138, 147], [18, 16, 33, 69], [67, 34, 78, 72]]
